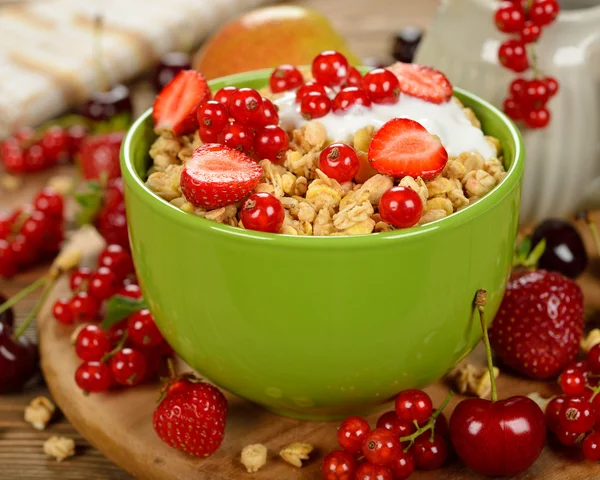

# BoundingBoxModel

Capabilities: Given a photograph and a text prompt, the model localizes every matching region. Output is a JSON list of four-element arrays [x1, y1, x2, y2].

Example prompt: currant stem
[[476, 289, 498, 402], [0, 276, 48, 317], [101, 331, 129, 363], [588, 383, 600, 401], [12, 276, 57, 340]]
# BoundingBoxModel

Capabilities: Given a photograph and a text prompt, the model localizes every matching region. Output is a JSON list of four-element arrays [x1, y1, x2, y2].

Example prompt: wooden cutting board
[[37, 225, 600, 480]]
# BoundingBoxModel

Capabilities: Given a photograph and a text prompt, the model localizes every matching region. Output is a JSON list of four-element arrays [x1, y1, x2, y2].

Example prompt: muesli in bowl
[[145, 51, 506, 236]]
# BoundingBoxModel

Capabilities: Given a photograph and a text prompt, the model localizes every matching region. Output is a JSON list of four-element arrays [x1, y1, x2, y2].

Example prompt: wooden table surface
[[0, 1, 439, 478]]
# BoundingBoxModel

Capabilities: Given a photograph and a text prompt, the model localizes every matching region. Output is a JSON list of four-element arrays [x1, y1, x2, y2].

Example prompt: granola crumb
[[279, 442, 314, 468], [43, 436, 75, 462], [527, 392, 553, 413], [1, 173, 23, 191], [241, 444, 268, 473], [24, 396, 56, 430], [447, 363, 500, 398], [581, 329, 600, 354]]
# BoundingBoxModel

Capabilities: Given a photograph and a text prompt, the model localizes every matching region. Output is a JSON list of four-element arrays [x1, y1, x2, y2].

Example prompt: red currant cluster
[[322, 389, 450, 480], [0, 188, 65, 278], [0, 124, 87, 174], [545, 346, 600, 461], [495, 0, 560, 128], [197, 88, 288, 163]]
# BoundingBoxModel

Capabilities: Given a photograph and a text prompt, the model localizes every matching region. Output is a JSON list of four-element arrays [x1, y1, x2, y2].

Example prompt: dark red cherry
[[153, 52, 192, 91], [82, 84, 133, 122], [0, 293, 14, 328], [0, 321, 38, 393], [392, 26, 423, 63]]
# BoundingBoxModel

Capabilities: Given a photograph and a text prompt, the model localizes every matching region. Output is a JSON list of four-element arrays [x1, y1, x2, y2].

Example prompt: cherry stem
[[101, 331, 129, 363], [12, 276, 57, 340], [0, 276, 48, 317], [399, 391, 455, 451], [476, 289, 497, 402], [579, 210, 600, 256]]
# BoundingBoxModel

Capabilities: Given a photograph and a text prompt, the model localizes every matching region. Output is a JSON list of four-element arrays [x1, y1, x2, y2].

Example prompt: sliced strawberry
[[368, 118, 448, 180], [180, 144, 263, 210], [387, 62, 453, 104], [152, 70, 210, 136]]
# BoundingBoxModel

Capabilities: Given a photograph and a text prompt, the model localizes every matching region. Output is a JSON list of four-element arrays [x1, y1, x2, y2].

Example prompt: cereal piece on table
[[399, 176, 428, 207], [463, 170, 496, 198], [1, 173, 23, 191], [485, 136, 502, 156], [582, 329, 600, 354], [457, 152, 485, 173], [146, 164, 183, 201], [353, 125, 375, 152], [443, 158, 467, 180], [24, 396, 56, 431], [47, 175, 74, 195], [313, 208, 335, 236], [334, 189, 374, 232], [425, 197, 453, 216], [358, 174, 394, 205], [43, 436, 75, 462], [293, 122, 327, 152], [425, 176, 453, 198], [418, 209, 447, 225], [149, 133, 181, 170], [240, 444, 268, 473], [463, 107, 481, 128], [447, 363, 500, 399], [279, 442, 314, 468]]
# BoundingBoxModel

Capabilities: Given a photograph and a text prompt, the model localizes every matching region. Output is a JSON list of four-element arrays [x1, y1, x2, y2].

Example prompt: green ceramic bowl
[[121, 69, 524, 420]]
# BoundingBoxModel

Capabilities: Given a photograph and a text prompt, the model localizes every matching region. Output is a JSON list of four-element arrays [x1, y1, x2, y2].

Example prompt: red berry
[[270, 64, 304, 93], [319, 143, 360, 183], [588, 345, 600, 375], [494, 2, 526, 33], [321, 450, 357, 480], [88, 267, 120, 301], [98, 244, 134, 280], [14, 127, 36, 145], [117, 283, 142, 299], [544, 76, 560, 97], [296, 81, 327, 103], [20, 211, 51, 246], [0, 240, 18, 278], [127, 309, 164, 348], [413, 433, 448, 470], [300, 92, 331, 120], [312, 51, 349, 87], [108, 319, 128, 345], [10, 234, 37, 266], [197, 100, 229, 131], [509, 78, 527, 99], [337, 416, 370, 454], [344, 66, 363, 87], [199, 126, 220, 144], [362, 68, 400, 105], [69, 292, 100, 322], [1, 140, 26, 173], [227, 88, 263, 124], [376, 410, 416, 439], [498, 39, 529, 73], [395, 389, 432, 425], [523, 79, 550, 107], [52, 298, 74, 324], [219, 121, 254, 154], [559, 397, 595, 434], [379, 186, 423, 229], [240, 193, 285, 234], [66, 124, 88, 157], [523, 107, 551, 129], [503, 97, 523, 121], [39, 126, 68, 164], [70, 267, 93, 292], [521, 21, 542, 43], [33, 188, 64, 219], [388, 449, 415, 480], [559, 367, 587, 396], [214, 86, 237, 105], [546, 395, 567, 432], [75, 361, 112, 393], [529, 0, 560, 27], [110, 347, 147, 386], [332, 87, 372, 113], [556, 424, 581, 446], [253, 125, 289, 163], [75, 325, 111, 361], [583, 431, 600, 461], [354, 462, 392, 480], [568, 359, 589, 373], [361, 428, 401, 467], [252, 97, 279, 128], [23, 144, 47, 172]]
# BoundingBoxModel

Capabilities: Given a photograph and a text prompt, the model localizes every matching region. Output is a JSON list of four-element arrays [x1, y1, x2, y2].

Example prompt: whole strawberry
[[153, 377, 228, 458], [489, 269, 583, 380]]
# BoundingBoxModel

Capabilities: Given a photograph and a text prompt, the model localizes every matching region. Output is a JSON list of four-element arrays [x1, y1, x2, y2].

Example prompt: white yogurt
[[274, 91, 496, 159]]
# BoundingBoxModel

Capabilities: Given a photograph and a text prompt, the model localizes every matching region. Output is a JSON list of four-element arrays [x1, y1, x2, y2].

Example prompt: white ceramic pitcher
[[415, 0, 600, 223]]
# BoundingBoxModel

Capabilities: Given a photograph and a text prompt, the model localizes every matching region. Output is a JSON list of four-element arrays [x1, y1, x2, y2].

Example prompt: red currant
[[214, 86, 237, 106], [559, 367, 587, 396], [498, 39, 529, 73], [379, 187, 423, 229], [69, 292, 100, 322], [521, 21, 542, 43], [228, 88, 263, 124], [337, 416, 370, 454], [39, 126, 68, 164], [362, 68, 400, 105], [523, 79, 550, 107], [0, 140, 26, 173], [75, 361, 112, 393], [300, 92, 331, 120], [98, 244, 133, 280], [108, 319, 128, 345], [376, 410, 416, 439], [509, 78, 527, 100], [219, 121, 254, 154], [389, 449, 415, 480], [66, 124, 88, 157], [413, 433, 448, 470], [33, 188, 64, 219], [10, 234, 37, 266], [395, 389, 432, 424], [240, 193, 285, 234], [296, 81, 327, 103], [583, 431, 600, 461], [344, 66, 363, 87], [197, 100, 229, 131], [117, 283, 142, 299], [252, 97, 279, 128], [89, 267, 120, 301], [270, 64, 304, 93], [559, 397, 595, 434], [75, 325, 111, 361], [319, 143, 360, 183], [321, 450, 357, 480], [546, 395, 567, 432], [494, 2, 526, 33], [354, 462, 392, 480], [52, 298, 74, 325], [0, 240, 18, 278], [199, 126, 220, 144], [14, 127, 35, 145], [361, 428, 401, 467], [312, 50, 349, 87], [529, 0, 560, 27], [23, 144, 47, 172], [523, 107, 551, 128], [110, 347, 147, 386], [20, 211, 51, 246], [433, 412, 450, 438], [127, 309, 164, 348], [332, 87, 372, 113], [254, 125, 289, 163], [588, 345, 600, 375], [503, 97, 523, 121], [556, 424, 582, 446], [544, 76, 559, 97], [70, 267, 92, 292]]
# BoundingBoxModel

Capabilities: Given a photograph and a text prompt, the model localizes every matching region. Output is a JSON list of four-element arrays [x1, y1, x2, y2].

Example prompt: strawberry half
[[368, 118, 448, 179], [180, 144, 263, 210], [152, 70, 210, 136], [387, 62, 453, 104]]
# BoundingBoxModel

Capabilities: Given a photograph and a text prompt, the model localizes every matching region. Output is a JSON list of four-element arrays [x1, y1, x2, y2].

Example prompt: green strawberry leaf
[[75, 181, 103, 225], [524, 238, 546, 267], [93, 113, 132, 135], [513, 236, 532, 266], [101, 295, 147, 330]]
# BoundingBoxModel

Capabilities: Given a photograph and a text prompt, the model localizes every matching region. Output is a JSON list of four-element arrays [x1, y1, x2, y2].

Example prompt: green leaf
[[524, 238, 546, 267], [74, 181, 104, 226], [513, 236, 532, 267], [93, 113, 132, 135], [101, 295, 147, 330]]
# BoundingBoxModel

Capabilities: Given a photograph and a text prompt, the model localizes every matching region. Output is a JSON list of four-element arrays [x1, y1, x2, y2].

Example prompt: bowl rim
[[121, 68, 524, 248]]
